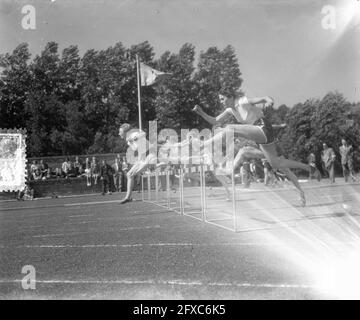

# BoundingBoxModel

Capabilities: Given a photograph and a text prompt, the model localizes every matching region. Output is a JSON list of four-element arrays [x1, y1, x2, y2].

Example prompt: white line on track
[[0, 278, 317, 289], [31, 225, 162, 238], [0, 199, 142, 213], [0, 240, 358, 249], [63, 221, 97, 225], [68, 215, 94, 218]]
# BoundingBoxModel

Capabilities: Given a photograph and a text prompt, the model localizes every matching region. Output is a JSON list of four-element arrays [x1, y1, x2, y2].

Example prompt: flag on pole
[[140, 63, 171, 86]]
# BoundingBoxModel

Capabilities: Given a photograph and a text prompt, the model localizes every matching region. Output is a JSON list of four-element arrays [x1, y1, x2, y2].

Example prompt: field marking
[[0, 199, 142, 213], [0, 278, 317, 289], [31, 225, 162, 238], [0, 240, 358, 249], [68, 215, 94, 218]]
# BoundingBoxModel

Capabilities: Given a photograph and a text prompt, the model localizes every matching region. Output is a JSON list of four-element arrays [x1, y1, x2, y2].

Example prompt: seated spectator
[[54, 167, 62, 179], [17, 184, 34, 201], [30, 160, 38, 177], [73, 156, 83, 176], [32, 168, 42, 181], [67, 160, 76, 178], [39, 159, 50, 179]]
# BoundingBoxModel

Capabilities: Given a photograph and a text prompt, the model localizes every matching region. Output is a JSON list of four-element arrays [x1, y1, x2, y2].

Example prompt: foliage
[[0, 41, 359, 167]]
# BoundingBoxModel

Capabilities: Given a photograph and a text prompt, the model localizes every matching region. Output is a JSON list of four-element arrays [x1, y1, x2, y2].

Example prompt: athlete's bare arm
[[247, 96, 274, 108], [192, 105, 232, 126]]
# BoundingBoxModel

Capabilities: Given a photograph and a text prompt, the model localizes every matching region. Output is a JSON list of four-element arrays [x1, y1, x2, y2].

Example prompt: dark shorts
[[254, 118, 275, 144]]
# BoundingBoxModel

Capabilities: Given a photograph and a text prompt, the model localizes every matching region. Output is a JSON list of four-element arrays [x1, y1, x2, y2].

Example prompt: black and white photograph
[[1, 0, 360, 304]]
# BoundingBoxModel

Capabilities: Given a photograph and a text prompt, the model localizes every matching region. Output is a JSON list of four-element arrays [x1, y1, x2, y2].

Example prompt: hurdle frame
[[203, 167, 239, 232], [141, 162, 244, 232]]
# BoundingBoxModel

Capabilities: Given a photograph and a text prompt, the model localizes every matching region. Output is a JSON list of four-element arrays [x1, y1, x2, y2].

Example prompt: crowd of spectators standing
[[237, 138, 358, 188]]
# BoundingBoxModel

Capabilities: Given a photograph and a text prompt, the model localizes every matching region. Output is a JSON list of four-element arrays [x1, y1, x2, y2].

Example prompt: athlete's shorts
[[254, 118, 275, 144]]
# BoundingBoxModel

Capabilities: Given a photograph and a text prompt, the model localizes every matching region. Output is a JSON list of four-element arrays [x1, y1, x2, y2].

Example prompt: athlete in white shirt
[[193, 92, 321, 206], [118, 123, 265, 204]]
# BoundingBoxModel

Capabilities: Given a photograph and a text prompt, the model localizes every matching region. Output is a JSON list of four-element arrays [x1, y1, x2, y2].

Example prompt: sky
[[0, 0, 359, 107]]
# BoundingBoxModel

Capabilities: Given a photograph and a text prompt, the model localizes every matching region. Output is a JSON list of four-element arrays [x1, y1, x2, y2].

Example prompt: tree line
[[0, 41, 359, 172]]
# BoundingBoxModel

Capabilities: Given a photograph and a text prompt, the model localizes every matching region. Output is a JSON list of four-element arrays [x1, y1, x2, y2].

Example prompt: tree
[[0, 43, 32, 129], [154, 43, 197, 132], [193, 45, 243, 126], [279, 99, 319, 162], [25, 42, 63, 156]]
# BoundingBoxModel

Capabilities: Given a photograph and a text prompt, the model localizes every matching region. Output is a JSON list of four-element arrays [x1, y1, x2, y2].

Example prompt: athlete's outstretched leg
[[259, 143, 309, 206], [213, 174, 231, 201], [280, 168, 306, 206], [233, 146, 264, 170], [119, 155, 156, 204], [260, 143, 320, 177]]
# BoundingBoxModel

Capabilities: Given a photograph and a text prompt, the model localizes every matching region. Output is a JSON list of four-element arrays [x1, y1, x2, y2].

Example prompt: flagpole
[[136, 54, 142, 131]]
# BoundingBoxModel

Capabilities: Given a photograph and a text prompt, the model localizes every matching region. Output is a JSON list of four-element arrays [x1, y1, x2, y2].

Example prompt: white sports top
[[228, 96, 264, 125], [126, 130, 146, 144]]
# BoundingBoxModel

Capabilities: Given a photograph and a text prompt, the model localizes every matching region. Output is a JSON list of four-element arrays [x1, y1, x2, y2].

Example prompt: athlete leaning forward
[[192, 89, 322, 206], [117, 121, 265, 204]]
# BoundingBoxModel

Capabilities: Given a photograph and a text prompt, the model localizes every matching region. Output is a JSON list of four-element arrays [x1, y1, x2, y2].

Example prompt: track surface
[[1, 180, 360, 300]]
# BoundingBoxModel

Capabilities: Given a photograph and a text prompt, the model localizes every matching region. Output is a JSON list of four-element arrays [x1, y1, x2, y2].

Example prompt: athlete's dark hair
[[119, 123, 132, 133]]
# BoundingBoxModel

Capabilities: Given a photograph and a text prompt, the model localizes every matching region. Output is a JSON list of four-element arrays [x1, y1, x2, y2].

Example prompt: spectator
[[121, 157, 129, 192], [84, 157, 91, 186], [54, 167, 62, 179], [339, 138, 357, 182], [67, 159, 76, 178], [32, 168, 42, 181], [73, 156, 83, 176], [321, 143, 336, 183], [30, 160, 38, 177], [307, 153, 321, 181], [112, 157, 123, 192], [241, 161, 251, 188], [39, 159, 50, 179], [91, 156, 100, 185], [262, 158, 274, 186], [17, 184, 34, 201], [100, 159, 114, 195], [62, 157, 71, 178], [249, 159, 258, 182], [38, 159, 44, 172]]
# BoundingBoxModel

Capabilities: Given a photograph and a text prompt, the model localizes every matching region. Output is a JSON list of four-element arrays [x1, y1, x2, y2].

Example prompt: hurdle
[[178, 164, 207, 221], [202, 165, 239, 232], [142, 169, 171, 209], [141, 162, 303, 233], [141, 162, 240, 230]]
